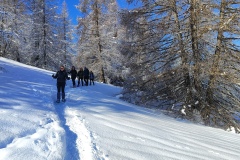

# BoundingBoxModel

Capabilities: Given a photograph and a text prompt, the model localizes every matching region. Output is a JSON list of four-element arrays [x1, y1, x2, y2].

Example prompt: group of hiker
[[52, 65, 95, 103], [69, 66, 95, 87]]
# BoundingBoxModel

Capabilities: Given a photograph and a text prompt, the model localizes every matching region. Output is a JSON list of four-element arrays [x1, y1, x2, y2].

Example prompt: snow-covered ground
[[0, 57, 240, 160]]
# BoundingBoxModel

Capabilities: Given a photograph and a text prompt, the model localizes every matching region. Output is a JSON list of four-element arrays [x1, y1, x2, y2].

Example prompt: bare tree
[[0, 0, 75, 71], [29, 0, 61, 69], [56, 0, 75, 69], [76, 0, 122, 83], [121, 0, 240, 132], [0, 0, 28, 61], [203, 0, 240, 132]]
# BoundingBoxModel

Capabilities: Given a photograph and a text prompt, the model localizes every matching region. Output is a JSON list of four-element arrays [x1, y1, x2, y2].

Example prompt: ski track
[[65, 109, 94, 160], [63, 87, 108, 160], [53, 93, 79, 159], [28, 74, 97, 160], [52, 84, 107, 160]]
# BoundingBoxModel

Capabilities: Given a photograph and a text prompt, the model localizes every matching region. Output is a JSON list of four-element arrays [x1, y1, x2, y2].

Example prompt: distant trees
[[76, 0, 124, 83], [120, 0, 240, 132], [29, 0, 71, 69], [56, 0, 74, 69], [0, 0, 74, 70], [0, 0, 28, 61]]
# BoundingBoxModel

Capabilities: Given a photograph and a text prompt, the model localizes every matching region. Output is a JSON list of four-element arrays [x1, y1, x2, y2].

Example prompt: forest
[[0, 0, 240, 132]]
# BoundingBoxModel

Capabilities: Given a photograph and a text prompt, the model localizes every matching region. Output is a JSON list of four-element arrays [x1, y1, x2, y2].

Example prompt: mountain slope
[[0, 57, 240, 160]]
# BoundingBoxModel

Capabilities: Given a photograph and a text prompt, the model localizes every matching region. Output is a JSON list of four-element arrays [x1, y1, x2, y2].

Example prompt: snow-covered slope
[[0, 57, 240, 160]]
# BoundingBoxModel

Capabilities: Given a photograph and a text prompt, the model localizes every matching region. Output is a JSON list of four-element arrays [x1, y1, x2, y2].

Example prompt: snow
[[0, 57, 240, 160]]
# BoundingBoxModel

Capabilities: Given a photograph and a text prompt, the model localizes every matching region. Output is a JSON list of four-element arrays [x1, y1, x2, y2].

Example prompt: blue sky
[[59, 0, 239, 47], [59, 0, 80, 25], [59, 0, 138, 25]]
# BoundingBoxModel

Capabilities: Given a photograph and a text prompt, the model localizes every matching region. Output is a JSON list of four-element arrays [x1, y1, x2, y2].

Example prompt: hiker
[[83, 67, 89, 86], [77, 67, 84, 87], [89, 70, 94, 85], [69, 66, 77, 87], [52, 65, 70, 103]]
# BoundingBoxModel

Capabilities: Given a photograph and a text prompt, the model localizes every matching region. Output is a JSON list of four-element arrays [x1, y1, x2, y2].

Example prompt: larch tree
[[76, 0, 122, 83], [203, 0, 240, 132], [0, 0, 75, 71], [121, 0, 240, 132], [55, 0, 75, 70], [120, 0, 190, 107], [29, 0, 60, 69], [0, 0, 28, 61], [99, 0, 125, 84]]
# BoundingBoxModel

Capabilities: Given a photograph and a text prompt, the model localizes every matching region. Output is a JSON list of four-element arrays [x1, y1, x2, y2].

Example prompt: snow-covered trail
[[59, 83, 121, 160], [0, 58, 65, 160], [0, 57, 115, 160], [61, 83, 240, 160], [1, 57, 240, 160], [53, 86, 96, 160]]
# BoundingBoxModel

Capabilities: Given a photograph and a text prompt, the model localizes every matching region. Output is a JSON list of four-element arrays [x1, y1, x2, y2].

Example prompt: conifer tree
[[76, 0, 122, 83], [0, 0, 28, 61], [121, 0, 240, 132], [56, 0, 74, 69], [29, 0, 60, 69]]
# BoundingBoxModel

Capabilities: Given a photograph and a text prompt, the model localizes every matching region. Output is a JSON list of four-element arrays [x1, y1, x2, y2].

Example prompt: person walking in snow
[[69, 66, 77, 88], [77, 67, 84, 87], [89, 70, 94, 85], [83, 67, 89, 86], [52, 65, 70, 103]]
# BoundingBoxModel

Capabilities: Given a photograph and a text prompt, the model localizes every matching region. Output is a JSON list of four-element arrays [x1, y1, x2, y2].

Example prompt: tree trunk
[[206, 0, 226, 104], [189, 0, 201, 104], [172, 0, 192, 105], [94, 1, 106, 83], [43, 0, 47, 67]]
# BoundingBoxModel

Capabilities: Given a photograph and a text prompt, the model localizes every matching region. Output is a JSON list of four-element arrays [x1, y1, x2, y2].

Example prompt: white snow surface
[[0, 57, 240, 160]]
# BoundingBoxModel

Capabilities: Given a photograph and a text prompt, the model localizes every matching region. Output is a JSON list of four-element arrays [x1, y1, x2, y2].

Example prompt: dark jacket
[[89, 72, 94, 80], [83, 67, 89, 79], [77, 70, 84, 79], [69, 69, 77, 79], [52, 70, 69, 83]]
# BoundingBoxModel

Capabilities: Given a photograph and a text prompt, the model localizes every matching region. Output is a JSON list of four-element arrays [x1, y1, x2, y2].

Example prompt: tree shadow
[[54, 102, 80, 160]]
